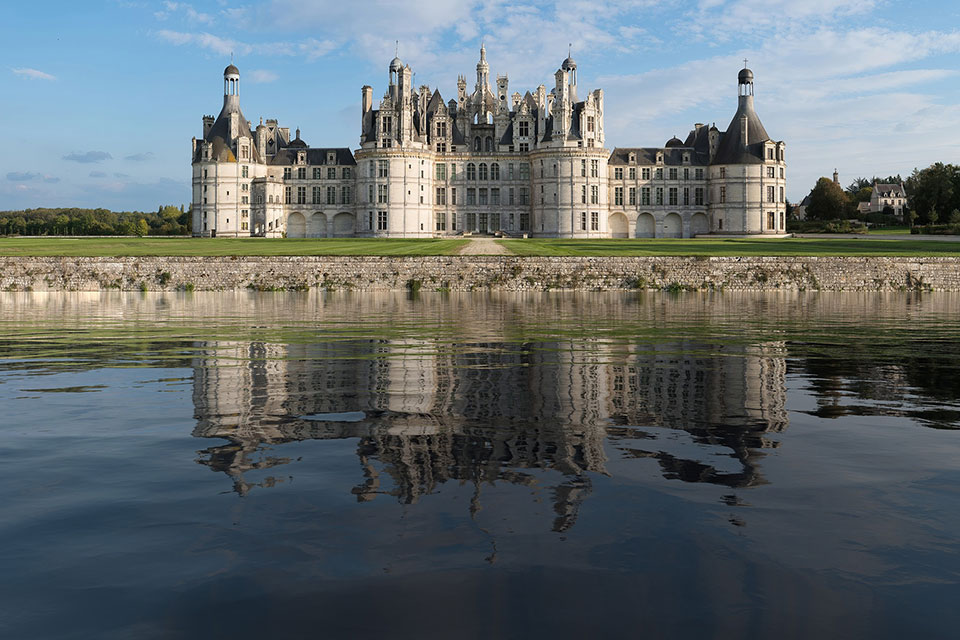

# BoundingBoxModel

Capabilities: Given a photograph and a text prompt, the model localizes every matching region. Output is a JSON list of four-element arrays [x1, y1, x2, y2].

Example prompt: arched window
[[486, 113, 493, 125], [474, 137, 481, 152], [467, 163, 477, 181], [485, 137, 493, 152], [490, 163, 500, 180], [478, 163, 488, 180]]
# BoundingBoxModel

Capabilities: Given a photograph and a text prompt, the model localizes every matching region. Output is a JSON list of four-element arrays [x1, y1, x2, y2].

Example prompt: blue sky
[[2, 0, 960, 211]]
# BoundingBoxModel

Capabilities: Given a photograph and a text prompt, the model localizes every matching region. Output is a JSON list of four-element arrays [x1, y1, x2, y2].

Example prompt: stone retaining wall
[[1, 256, 958, 292]]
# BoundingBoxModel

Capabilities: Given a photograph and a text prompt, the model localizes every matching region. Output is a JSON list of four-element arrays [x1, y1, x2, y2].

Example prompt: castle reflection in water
[[191, 320, 787, 531]]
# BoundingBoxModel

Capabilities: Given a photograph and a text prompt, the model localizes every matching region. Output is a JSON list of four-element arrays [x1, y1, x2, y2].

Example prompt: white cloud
[[247, 69, 279, 84], [156, 30, 237, 56], [12, 67, 56, 81], [155, 1, 213, 24]]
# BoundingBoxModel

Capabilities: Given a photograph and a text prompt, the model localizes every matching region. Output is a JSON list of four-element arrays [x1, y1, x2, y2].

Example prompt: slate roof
[[712, 97, 771, 165], [194, 104, 263, 163], [268, 148, 357, 166], [874, 183, 905, 197], [608, 147, 709, 166]]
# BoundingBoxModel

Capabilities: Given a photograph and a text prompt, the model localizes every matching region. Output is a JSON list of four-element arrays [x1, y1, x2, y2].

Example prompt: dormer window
[[297, 152, 306, 164], [629, 153, 636, 163], [656, 153, 663, 164], [327, 152, 336, 164]]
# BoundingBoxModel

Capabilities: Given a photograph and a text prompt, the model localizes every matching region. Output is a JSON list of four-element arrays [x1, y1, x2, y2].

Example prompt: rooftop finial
[[395, 40, 399, 57], [743, 58, 749, 68], [568, 43, 572, 57]]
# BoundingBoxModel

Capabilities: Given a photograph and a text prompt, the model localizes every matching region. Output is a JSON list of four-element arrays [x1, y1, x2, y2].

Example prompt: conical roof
[[712, 96, 770, 165]]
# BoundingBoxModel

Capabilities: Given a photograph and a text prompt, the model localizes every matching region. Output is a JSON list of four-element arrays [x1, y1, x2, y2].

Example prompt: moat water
[[2, 291, 960, 639]]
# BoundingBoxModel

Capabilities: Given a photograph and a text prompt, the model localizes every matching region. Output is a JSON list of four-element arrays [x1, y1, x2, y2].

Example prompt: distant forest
[[0, 206, 190, 236]]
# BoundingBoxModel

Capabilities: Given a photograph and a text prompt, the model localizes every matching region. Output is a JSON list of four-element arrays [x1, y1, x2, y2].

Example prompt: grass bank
[[0, 237, 470, 257], [497, 238, 960, 257]]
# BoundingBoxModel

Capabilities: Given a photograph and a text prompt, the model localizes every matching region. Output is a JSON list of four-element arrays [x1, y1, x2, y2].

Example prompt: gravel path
[[457, 237, 513, 255]]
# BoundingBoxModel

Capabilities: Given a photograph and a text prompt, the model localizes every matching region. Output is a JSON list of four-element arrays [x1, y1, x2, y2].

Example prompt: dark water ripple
[[1, 291, 959, 639]]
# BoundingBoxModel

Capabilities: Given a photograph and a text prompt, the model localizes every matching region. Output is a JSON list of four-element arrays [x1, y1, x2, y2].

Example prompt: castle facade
[[191, 47, 787, 238]]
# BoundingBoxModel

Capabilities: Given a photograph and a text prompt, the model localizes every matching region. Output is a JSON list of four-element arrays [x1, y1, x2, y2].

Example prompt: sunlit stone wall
[[2, 256, 960, 292]]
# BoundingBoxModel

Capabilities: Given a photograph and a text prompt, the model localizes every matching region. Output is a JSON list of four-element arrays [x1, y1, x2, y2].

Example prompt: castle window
[[695, 187, 704, 206], [242, 165, 249, 178], [655, 187, 663, 205], [519, 212, 530, 230], [519, 187, 530, 205], [467, 163, 477, 180], [343, 167, 352, 179], [436, 121, 447, 138], [767, 166, 775, 178], [203, 169, 208, 179], [519, 142, 529, 152], [696, 168, 704, 180], [382, 117, 392, 133], [767, 186, 775, 203], [780, 187, 785, 202], [485, 137, 493, 152], [436, 187, 446, 205], [780, 168, 785, 179], [587, 117, 595, 133], [284, 168, 292, 179], [718, 218, 723, 230], [581, 160, 587, 177], [720, 186, 726, 203], [767, 212, 775, 229], [436, 142, 446, 153], [298, 152, 306, 164], [517, 120, 529, 137], [669, 187, 678, 206], [581, 185, 587, 204], [519, 163, 530, 180], [591, 160, 599, 177], [669, 168, 678, 180], [629, 187, 636, 206], [436, 212, 446, 231], [684, 168, 689, 180], [491, 163, 500, 180], [451, 188, 457, 205], [491, 188, 500, 205], [377, 184, 388, 204], [479, 188, 488, 205], [378, 211, 388, 230], [312, 186, 321, 204], [614, 187, 623, 206], [614, 167, 623, 180], [683, 188, 689, 205], [474, 137, 482, 152], [327, 167, 336, 180], [767, 148, 774, 160], [591, 212, 599, 231], [312, 168, 320, 179], [298, 167, 307, 180], [580, 212, 587, 231], [508, 188, 515, 205], [479, 163, 488, 180], [719, 167, 726, 179], [327, 186, 337, 205], [451, 164, 457, 179], [629, 168, 636, 180], [285, 186, 292, 203], [377, 160, 389, 178], [642, 187, 650, 205], [591, 185, 599, 204], [297, 186, 306, 204], [436, 163, 447, 180], [467, 188, 476, 205]]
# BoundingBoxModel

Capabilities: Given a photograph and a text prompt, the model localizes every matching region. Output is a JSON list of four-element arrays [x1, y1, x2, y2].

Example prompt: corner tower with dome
[[192, 54, 785, 238]]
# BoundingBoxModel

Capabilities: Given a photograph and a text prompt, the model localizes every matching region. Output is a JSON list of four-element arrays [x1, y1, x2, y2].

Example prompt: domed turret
[[738, 67, 754, 85], [389, 57, 404, 73], [223, 63, 240, 111], [224, 64, 240, 77], [665, 136, 684, 148]]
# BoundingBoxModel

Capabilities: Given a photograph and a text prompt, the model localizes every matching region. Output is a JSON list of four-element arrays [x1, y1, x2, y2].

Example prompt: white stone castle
[[191, 46, 787, 238]]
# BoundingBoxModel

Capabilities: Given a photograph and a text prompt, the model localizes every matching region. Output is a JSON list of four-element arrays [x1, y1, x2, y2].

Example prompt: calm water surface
[[2, 291, 960, 639]]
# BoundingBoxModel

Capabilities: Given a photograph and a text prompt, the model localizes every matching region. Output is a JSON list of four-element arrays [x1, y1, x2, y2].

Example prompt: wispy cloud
[[247, 69, 278, 84], [7, 171, 59, 183], [63, 151, 112, 164], [155, 30, 237, 56], [12, 67, 56, 81], [154, 1, 213, 24], [124, 152, 155, 162], [89, 171, 107, 178]]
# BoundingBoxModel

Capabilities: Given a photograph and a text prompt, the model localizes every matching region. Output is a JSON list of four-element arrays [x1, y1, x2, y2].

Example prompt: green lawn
[[0, 237, 469, 257], [497, 237, 960, 257], [865, 227, 911, 235]]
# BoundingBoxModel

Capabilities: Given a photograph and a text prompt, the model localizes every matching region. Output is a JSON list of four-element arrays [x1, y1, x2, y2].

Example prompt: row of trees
[[0, 206, 190, 236], [802, 163, 960, 226]]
